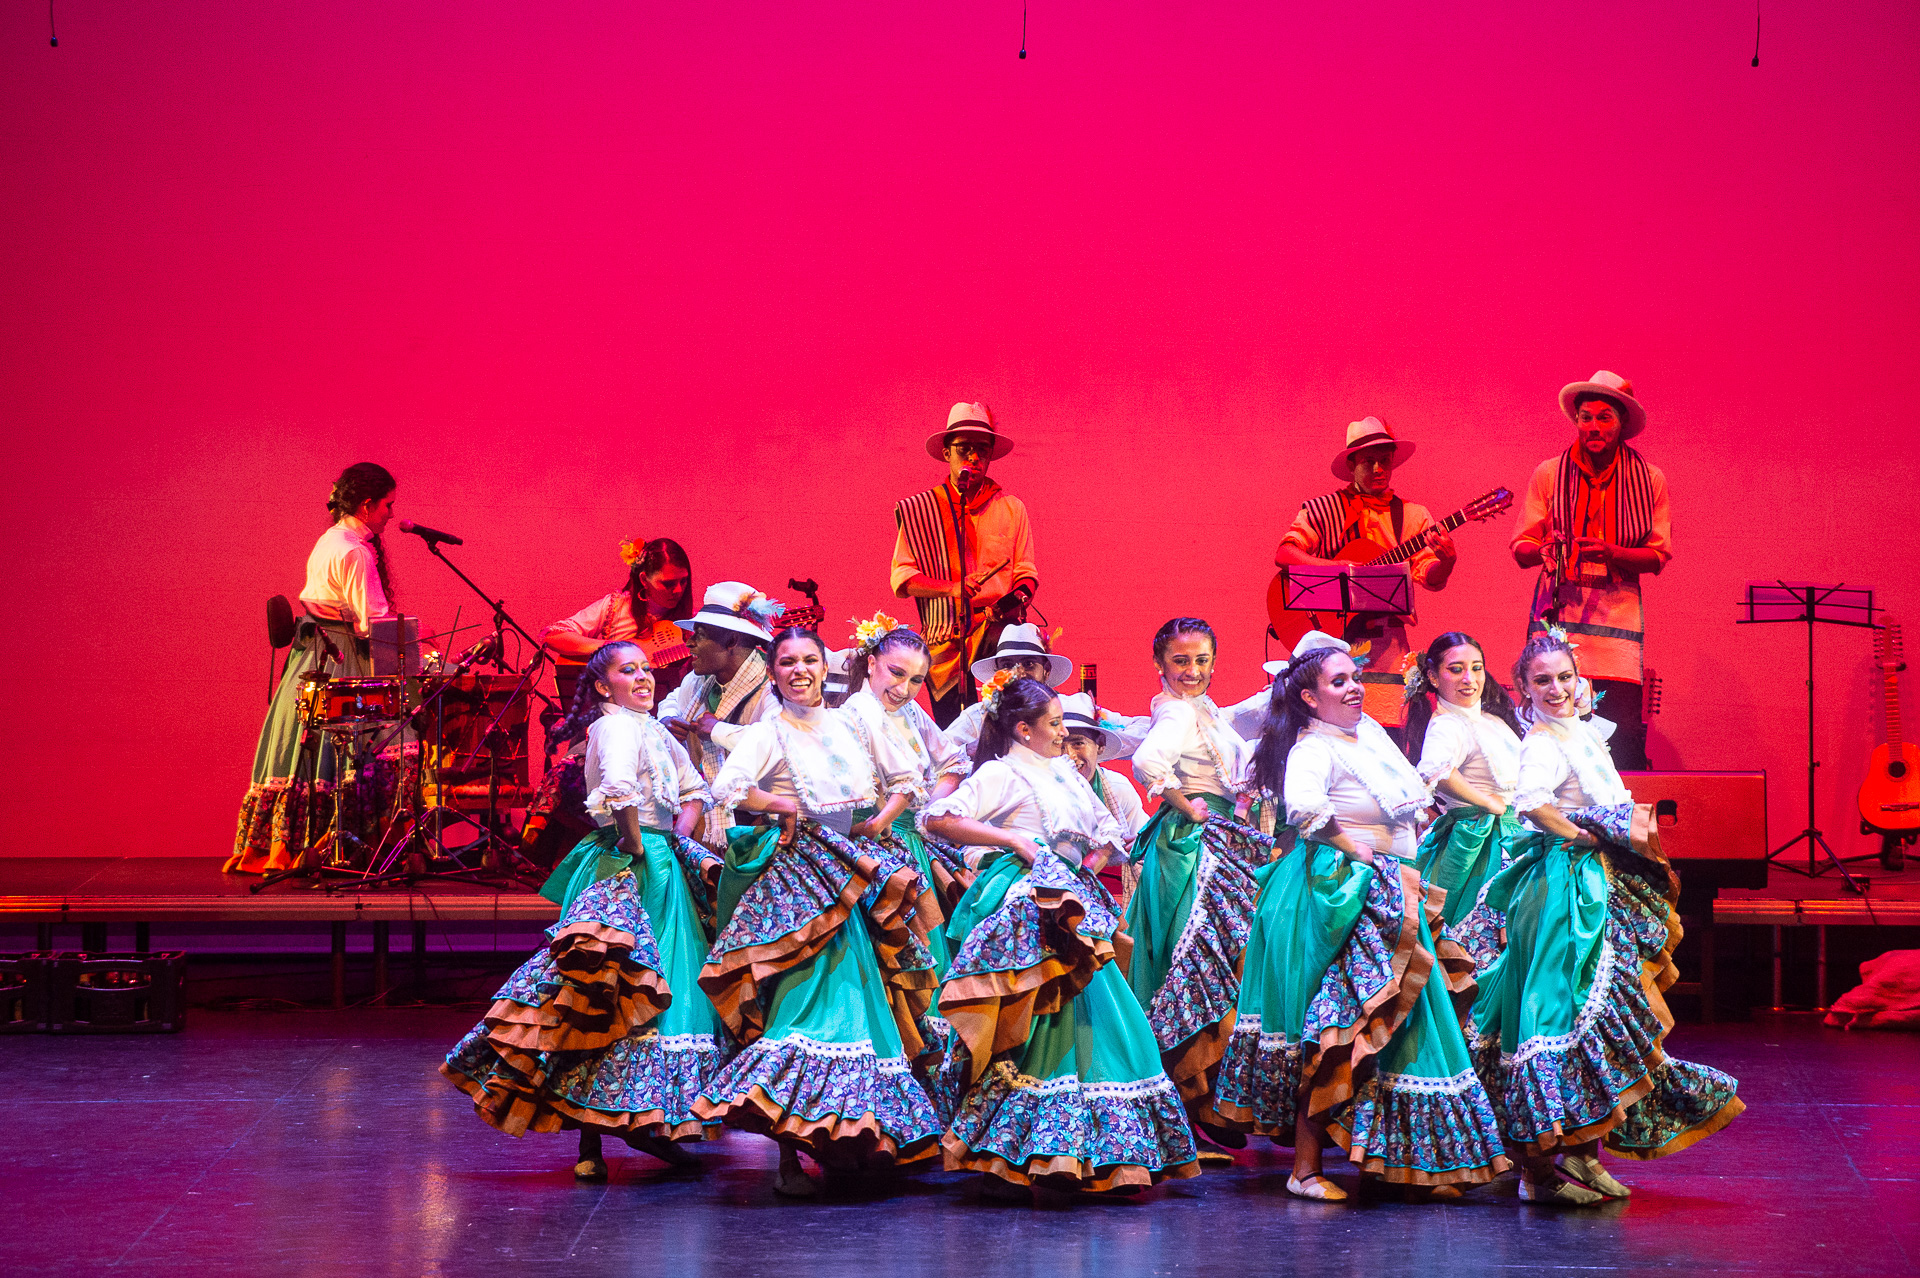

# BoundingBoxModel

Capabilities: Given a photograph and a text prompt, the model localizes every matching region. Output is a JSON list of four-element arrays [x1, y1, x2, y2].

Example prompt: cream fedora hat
[[1558, 370, 1646, 439], [924, 401, 1016, 462], [1331, 416, 1415, 479]]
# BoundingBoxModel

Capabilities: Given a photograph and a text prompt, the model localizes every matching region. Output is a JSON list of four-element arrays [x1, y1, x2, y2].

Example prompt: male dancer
[[656, 581, 782, 839], [891, 402, 1039, 726], [1512, 371, 1670, 771], [1275, 417, 1456, 733]]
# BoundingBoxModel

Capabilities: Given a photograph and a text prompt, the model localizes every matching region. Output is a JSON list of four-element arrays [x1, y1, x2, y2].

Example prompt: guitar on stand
[[1858, 618, 1920, 871], [1266, 487, 1513, 649]]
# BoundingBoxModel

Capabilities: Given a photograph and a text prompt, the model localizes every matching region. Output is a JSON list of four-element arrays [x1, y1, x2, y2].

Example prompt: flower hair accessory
[[1543, 622, 1579, 648], [618, 535, 649, 567], [980, 668, 1017, 719], [851, 611, 902, 655], [1401, 654, 1429, 703]]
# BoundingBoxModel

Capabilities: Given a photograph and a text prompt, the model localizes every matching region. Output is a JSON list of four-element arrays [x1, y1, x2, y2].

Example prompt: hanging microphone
[[397, 519, 463, 546]]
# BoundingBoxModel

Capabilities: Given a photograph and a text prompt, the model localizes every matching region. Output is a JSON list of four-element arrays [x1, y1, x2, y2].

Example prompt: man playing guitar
[[1274, 417, 1456, 734]]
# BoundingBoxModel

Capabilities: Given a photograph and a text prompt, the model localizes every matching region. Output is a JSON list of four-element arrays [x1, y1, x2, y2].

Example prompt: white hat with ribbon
[[674, 581, 785, 642], [1558, 370, 1647, 439], [1332, 416, 1415, 479], [925, 401, 1016, 462], [970, 622, 1073, 685]]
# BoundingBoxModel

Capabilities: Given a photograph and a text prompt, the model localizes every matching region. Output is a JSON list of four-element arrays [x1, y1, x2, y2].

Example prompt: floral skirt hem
[[942, 1072, 1202, 1191], [1330, 1069, 1512, 1185], [441, 1027, 725, 1142]]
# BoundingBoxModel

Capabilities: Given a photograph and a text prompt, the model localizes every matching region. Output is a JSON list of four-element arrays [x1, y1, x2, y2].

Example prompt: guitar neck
[[1376, 509, 1468, 566], [1887, 670, 1904, 748]]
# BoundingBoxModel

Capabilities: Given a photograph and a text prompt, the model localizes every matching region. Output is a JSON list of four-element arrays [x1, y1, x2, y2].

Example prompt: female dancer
[[1124, 618, 1266, 1146], [837, 615, 974, 972], [543, 535, 697, 698], [230, 463, 399, 875], [441, 639, 723, 1178], [693, 626, 943, 1198], [1470, 632, 1743, 1204], [1216, 633, 1508, 1200], [1403, 632, 1527, 959], [923, 675, 1199, 1198]]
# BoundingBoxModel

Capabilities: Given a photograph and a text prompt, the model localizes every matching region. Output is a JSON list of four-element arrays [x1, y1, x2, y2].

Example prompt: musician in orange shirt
[[1275, 418, 1457, 734]]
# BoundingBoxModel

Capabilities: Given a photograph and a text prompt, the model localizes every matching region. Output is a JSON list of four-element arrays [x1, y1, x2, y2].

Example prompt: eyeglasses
[[946, 440, 990, 458]]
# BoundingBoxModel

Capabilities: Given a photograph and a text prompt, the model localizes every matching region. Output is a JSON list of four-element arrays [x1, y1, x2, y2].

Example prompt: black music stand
[[1738, 581, 1878, 891], [1281, 563, 1413, 629]]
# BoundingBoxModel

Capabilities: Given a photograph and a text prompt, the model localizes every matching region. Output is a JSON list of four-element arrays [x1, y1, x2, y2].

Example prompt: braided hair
[[1151, 616, 1217, 663], [326, 463, 397, 601], [1401, 631, 1525, 763], [556, 641, 644, 742], [1247, 647, 1345, 802], [972, 676, 1057, 768]]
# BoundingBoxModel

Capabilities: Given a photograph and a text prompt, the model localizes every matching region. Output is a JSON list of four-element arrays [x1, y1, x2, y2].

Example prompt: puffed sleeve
[[585, 714, 646, 819], [944, 701, 987, 756], [913, 702, 971, 782], [337, 543, 377, 638], [1282, 736, 1339, 838], [1415, 714, 1473, 787], [710, 693, 781, 753], [852, 706, 924, 803], [663, 726, 712, 808], [1513, 732, 1571, 814], [1131, 697, 1197, 799], [543, 592, 615, 641], [921, 763, 1029, 869], [710, 721, 781, 815], [1219, 686, 1272, 743]]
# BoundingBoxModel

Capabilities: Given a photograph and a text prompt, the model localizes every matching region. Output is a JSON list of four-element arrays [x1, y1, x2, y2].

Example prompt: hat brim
[[1559, 383, 1646, 439], [969, 651, 1074, 685], [675, 615, 773, 642], [926, 424, 1016, 463], [1332, 439, 1414, 480], [1064, 718, 1137, 763]]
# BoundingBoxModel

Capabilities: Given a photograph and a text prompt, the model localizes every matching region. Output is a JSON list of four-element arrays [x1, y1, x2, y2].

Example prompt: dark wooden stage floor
[[6, 1008, 1916, 1277]]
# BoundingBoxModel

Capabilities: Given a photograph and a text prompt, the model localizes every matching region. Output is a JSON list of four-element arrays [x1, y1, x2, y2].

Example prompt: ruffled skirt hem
[[692, 1033, 942, 1168], [942, 1071, 1202, 1191]]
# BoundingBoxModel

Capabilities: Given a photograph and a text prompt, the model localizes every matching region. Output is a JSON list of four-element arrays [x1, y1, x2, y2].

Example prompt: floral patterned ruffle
[[1472, 849, 1743, 1157], [1143, 819, 1266, 1110], [1337, 1067, 1510, 1186], [943, 1069, 1200, 1191], [692, 1032, 942, 1168]]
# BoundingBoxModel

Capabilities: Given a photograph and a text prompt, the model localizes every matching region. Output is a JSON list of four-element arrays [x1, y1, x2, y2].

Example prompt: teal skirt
[[442, 825, 729, 1140], [1470, 832, 1744, 1158], [1414, 806, 1526, 930], [937, 848, 1200, 1191], [1213, 841, 1509, 1186], [692, 823, 942, 1168], [1121, 793, 1269, 1116]]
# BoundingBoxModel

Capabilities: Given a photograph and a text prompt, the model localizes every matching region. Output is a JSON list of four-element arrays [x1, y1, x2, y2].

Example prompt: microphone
[[397, 519, 463, 547], [955, 467, 980, 496]]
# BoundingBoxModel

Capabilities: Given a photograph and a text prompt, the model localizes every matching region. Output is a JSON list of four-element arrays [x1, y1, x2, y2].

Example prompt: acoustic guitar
[[1858, 618, 1920, 868], [1266, 487, 1513, 649]]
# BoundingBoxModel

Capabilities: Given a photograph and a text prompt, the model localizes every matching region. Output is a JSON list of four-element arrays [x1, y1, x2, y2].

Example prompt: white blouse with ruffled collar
[[584, 702, 711, 829], [1131, 681, 1250, 800], [710, 700, 914, 836], [1416, 697, 1522, 808], [1283, 715, 1432, 861], [921, 743, 1125, 868], [841, 687, 971, 807], [1514, 714, 1631, 818]]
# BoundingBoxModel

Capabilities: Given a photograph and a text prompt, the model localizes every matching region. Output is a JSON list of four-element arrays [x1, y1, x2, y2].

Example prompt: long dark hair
[[1248, 647, 1343, 801], [1511, 631, 1580, 714], [327, 463, 396, 600], [557, 640, 643, 742], [1151, 616, 1217, 664], [767, 626, 828, 703], [972, 676, 1058, 768], [846, 628, 930, 698], [1402, 631, 1525, 762], [624, 537, 693, 626]]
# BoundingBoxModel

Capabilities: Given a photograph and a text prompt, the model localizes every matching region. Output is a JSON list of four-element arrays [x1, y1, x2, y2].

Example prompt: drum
[[310, 676, 410, 728]]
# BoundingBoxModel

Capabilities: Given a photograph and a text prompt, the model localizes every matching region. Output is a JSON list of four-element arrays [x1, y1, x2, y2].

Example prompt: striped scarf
[[895, 477, 1001, 644], [1550, 446, 1656, 548], [1298, 488, 1402, 560]]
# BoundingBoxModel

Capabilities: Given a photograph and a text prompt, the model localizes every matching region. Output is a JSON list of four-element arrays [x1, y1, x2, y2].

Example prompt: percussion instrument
[[298, 675, 411, 729]]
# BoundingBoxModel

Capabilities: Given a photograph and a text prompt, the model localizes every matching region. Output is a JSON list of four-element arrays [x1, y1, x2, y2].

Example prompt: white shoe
[[1560, 1153, 1631, 1198], [1286, 1173, 1349, 1201], [1518, 1173, 1604, 1206]]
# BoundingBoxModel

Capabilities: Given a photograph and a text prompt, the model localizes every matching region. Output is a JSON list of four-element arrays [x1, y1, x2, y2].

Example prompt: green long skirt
[[1212, 841, 1509, 1185], [1120, 793, 1268, 1113], [1414, 806, 1526, 930]]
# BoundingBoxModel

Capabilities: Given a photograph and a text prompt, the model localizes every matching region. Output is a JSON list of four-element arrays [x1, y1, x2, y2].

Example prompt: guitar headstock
[[1642, 668, 1662, 723], [783, 577, 825, 634], [1463, 487, 1514, 523], [1878, 617, 1904, 671]]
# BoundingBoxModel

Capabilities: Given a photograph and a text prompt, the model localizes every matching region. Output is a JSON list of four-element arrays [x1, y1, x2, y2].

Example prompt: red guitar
[[1858, 618, 1920, 869], [1266, 487, 1513, 649]]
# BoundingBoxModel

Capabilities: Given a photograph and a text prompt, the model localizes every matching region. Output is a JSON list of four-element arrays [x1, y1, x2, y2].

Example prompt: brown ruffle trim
[[1420, 880, 1482, 1015], [486, 922, 671, 1059], [1166, 1005, 1237, 1115], [1336, 1142, 1512, 1187], [1301, 861, 1435, 1124], [698, 868, 871, 1047], [691, 1086, 940, 1169], [940, 1134, 1201, 1192], [1608, 1094, 1747, 1161], [939, 880, 1119, 1084], [437, 1059, 709, 1143]]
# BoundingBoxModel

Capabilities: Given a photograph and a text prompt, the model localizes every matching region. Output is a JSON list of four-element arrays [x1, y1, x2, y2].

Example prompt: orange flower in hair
[[618, 535, 648, 567], [980, 667, 1018, 718]]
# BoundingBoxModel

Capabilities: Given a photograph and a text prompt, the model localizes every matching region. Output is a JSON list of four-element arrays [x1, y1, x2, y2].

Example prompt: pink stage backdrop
[[2, 1, 1917, 861]]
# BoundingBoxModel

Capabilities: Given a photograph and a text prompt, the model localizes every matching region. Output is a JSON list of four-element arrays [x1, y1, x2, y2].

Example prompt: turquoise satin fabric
[[541, 825, 673, 911], [1413, 806, 1526, 928], [1470, 832, 1609, 1054], [1239, 842, 1376, 1041], [1122, 791, 1233, 1009]]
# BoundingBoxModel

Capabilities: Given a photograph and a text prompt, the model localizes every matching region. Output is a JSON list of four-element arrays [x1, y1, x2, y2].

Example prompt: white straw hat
[[924, 401, 1016, 462], [1558, 370, 1646, 439], [674, 581, 784, 642], [969, 622, 1073, 685], [1331, 416, 1415, 479]]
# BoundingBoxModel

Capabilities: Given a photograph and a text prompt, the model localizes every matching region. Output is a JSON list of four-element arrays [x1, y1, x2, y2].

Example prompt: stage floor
[[7, 1010, 1916, 1276]]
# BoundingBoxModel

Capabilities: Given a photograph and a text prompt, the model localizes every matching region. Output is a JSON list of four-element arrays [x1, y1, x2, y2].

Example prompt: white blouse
[[710, 701, 914, 836], [921, 743, 1126, 868], [1417, 699, 1522, 809], [1284, 716, 1432, 861], [841, 688, 971, 806], [1514, 716, 1631, 817], [1131, 686, 1250, 800], [943, 700, 988, 757], [1086, 766, 1148, 860], [298, 517, 393, 638], [583, 703, 711, 829]]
